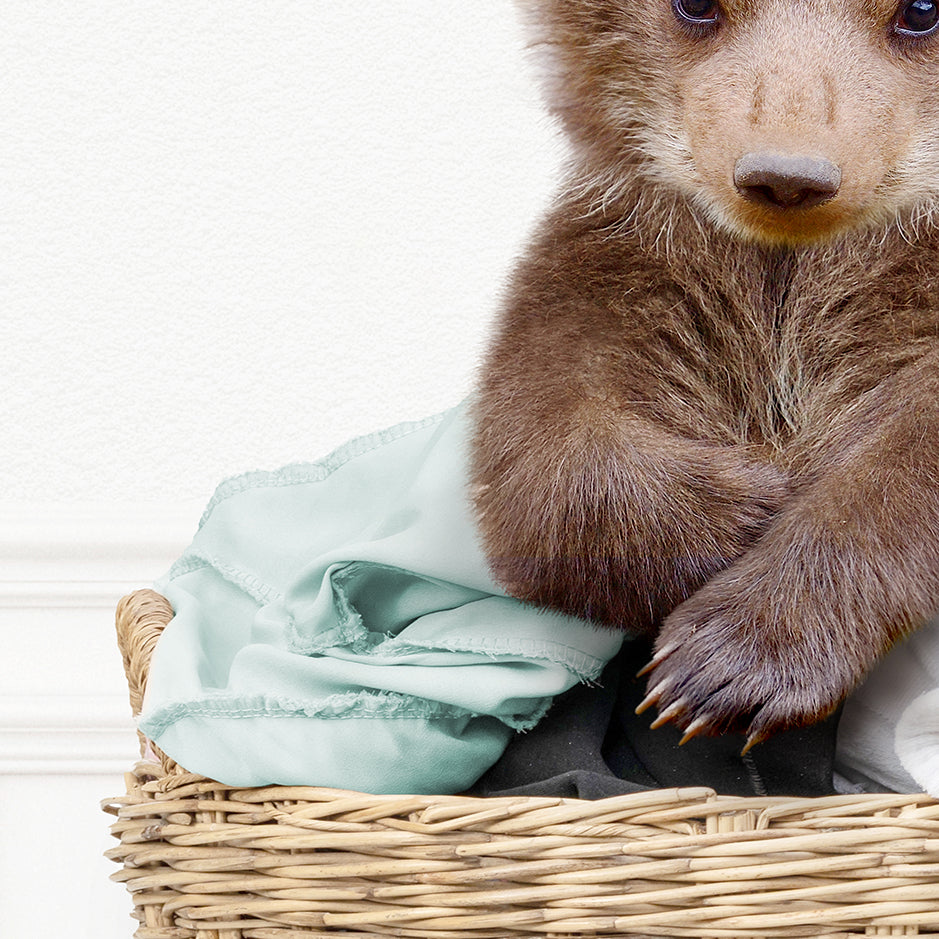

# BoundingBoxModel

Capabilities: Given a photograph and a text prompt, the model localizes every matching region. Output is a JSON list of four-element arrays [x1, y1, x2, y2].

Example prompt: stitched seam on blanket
[[160, 552, 283, 605], [139, 689, 545, 737], [375, 638, 614, 683], [197, 411, 449, 527], [284, 631, 611, 681]]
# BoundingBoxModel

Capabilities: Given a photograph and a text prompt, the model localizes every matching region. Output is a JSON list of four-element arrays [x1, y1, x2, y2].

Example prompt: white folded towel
[[837, 613, 939, 794]]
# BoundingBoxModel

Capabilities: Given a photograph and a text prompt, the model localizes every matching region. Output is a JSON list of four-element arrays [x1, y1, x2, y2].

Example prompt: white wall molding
[[0, 501, 199, 775], [0, 501, 202, 595], [0, 694, 138, 776], [0, 580, 167, 610]]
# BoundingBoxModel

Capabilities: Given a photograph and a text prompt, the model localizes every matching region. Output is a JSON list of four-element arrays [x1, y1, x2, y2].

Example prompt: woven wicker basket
[[104, 589, 939, 939]]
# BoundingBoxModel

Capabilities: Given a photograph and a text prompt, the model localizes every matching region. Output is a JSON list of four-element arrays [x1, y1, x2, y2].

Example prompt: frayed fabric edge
[[196, 411, 451, 530], [139, 688, 553, 741]]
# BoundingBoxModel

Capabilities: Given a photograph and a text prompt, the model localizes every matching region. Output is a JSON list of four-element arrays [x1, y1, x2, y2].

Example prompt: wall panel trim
[[0, 501, 198, 775]]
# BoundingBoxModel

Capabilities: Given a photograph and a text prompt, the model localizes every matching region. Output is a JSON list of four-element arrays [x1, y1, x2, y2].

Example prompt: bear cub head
[[520, 0, 939, 245]]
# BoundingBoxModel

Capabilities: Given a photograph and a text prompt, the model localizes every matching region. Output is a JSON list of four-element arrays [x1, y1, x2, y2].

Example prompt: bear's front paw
[[639, 587, 856, 749]]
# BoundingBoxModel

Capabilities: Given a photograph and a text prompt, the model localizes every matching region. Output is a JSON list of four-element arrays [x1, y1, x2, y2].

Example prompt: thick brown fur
[[470, 0, 939, 746]]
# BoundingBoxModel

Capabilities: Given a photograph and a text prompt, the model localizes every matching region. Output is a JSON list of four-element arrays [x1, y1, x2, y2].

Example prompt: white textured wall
[[1, 5, 562, 936], [2, 0, 561, 504]]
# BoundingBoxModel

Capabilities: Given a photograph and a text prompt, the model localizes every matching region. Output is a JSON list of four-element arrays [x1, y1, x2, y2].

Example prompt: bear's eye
[[894, 0, 939, 36], [672, 0, 721, 27]]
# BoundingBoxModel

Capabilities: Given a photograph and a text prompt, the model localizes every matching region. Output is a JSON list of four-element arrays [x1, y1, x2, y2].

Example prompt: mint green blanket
[[139, 404, 622, 794]]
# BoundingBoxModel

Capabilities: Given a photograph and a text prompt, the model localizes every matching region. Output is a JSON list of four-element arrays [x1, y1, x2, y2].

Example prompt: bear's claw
[[640, 575, 858, 746]]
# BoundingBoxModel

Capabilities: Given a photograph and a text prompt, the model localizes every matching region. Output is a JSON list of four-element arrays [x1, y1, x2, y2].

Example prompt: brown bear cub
[[470, 0, 939, 750]]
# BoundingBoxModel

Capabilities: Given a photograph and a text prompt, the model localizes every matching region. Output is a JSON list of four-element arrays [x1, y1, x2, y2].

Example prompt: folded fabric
[[473, 637, 842, 799], [835, 612, 939, 794], [139, 403, 623, 794], [896, 687, 939, 796]]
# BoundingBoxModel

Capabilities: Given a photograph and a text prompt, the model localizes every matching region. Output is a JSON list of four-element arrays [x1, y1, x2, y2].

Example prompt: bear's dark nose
[[734, 153, 842, 209]]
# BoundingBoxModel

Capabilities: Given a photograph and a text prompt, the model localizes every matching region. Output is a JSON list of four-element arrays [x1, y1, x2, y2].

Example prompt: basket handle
[[115, 588, 175, 763]]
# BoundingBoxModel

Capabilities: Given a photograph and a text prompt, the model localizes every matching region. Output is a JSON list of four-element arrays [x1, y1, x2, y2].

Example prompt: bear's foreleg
[[644, 351, 939, 746], [471, 399, 788, 634]]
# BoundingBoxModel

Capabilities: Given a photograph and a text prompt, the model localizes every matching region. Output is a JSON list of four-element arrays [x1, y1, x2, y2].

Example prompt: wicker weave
[[104, 589, 939, 939]]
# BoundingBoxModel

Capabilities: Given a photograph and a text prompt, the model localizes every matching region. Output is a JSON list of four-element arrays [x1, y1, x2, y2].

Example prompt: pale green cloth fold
[[139, 404, 622, 793]]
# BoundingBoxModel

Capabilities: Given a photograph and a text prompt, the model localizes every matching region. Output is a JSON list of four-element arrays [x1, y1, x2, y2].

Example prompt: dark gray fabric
[[471, 638, 840, 798]]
